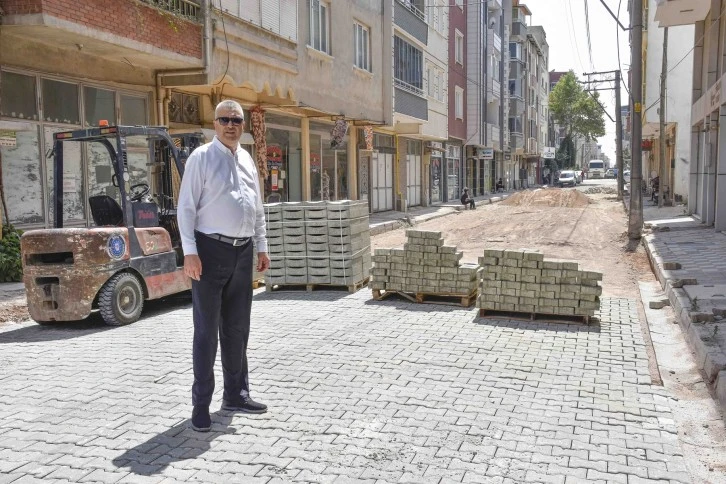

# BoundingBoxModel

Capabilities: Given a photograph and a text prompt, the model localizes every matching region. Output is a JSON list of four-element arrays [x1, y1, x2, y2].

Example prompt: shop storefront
[[0, 68, 151, 228], [445, 143, 461, 202], [405, 139, 423, 208], [429, 142, 443, 204], [263, 113, 303, 203], [364, 133, 395, 213], [310, 121, 348, 202]]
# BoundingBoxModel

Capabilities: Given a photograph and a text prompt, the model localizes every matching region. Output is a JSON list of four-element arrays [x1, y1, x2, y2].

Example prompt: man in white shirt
[[178, 100, 271, 432]]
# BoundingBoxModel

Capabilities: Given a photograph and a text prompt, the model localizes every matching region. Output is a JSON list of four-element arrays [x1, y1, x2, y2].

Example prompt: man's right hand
[[184, 255, 202, 281]]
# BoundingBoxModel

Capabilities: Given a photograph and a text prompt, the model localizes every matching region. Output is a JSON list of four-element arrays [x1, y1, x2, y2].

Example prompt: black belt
[[199, 232, 251, 247]]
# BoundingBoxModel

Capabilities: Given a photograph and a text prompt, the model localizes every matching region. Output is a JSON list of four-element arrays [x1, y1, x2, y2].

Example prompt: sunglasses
[[216, 116, 244, 126]]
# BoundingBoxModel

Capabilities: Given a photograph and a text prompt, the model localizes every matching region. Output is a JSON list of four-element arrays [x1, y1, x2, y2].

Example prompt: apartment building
[[527, 25, 549, 186], [0, 0, 392, 226], [384, 0, 449, 211], [447, 0, 466, 203], [465, 0, 509, 196], [507, 1, 550, 189], [0, 0, 205, 228], [172, 0, 388, 208], [642, 0, 694, 204]]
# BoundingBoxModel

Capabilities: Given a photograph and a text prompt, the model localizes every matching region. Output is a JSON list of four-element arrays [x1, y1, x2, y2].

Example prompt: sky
[[529, 0, 631, 162]]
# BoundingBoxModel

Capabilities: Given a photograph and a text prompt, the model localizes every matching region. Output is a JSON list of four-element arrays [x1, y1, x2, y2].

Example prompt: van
[[588, 160, 605, 179]]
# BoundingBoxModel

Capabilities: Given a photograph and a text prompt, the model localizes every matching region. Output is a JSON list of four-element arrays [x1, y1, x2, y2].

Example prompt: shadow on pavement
[[254, 288, 353, 302], [112, 413, 235, 475], [0, 292, 193, 344], [473, 314, 601, 333], [363, 294, 476, 313]]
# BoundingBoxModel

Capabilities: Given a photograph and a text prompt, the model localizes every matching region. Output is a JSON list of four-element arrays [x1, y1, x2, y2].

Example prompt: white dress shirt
[[177, 136, 268, 256]]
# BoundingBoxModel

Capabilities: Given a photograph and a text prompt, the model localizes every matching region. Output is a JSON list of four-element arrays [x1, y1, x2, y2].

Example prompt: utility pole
[[658, 27, 669, 208], [628, 0, 644, 239], [615, 70, 624, 200], [581, 70, 623, 199]]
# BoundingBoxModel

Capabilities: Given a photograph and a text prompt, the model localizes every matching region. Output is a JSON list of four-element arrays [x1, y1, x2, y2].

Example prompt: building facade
[[653, 0, 723, 227], [447, 0, 466, 203], [0, 0, 205, 228], [465, 0, 508, 196], [643, 0, 695, 204]]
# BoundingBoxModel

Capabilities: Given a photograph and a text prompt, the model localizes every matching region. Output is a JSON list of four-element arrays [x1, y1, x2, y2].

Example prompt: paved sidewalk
[[636, 200, 726, 420], [369, 191, 510, 236], [0, 292, 692, 483]]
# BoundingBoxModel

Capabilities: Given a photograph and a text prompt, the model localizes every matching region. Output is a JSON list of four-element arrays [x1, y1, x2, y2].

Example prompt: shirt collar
[[212, 136, 241, 156]]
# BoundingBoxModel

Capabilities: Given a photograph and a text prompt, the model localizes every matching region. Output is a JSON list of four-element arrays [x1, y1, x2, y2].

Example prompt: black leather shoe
[[191, 405, 211, 432], [221, 397, 268, 414]]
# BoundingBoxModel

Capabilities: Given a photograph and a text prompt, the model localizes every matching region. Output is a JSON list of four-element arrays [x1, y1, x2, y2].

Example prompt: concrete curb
[[642, 233, 726, 419], [369, 194, 508, 237]]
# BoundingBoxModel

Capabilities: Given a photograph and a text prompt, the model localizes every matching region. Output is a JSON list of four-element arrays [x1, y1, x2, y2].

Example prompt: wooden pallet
[[266, 277, 369, 294], [478, 308, 593, 325], [372, 289, 477, 308]]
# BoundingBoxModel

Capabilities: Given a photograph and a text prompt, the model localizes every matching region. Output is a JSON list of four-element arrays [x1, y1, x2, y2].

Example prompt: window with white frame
[[354, 22, 371, 71], [309, 0, 330, 54], [455, 30, 464, 65], [455, 86, 464, 120]]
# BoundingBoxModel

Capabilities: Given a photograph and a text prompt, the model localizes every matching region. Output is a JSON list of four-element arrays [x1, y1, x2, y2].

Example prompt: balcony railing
[[139, 0, 201, 21]]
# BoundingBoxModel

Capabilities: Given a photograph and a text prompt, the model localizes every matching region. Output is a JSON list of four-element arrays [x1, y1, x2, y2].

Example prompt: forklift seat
[[89, 195, 123, 227]]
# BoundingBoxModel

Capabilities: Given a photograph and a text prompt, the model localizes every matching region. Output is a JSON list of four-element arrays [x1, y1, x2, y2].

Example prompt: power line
[[615, 0, 631, 96], [563, 0, 585, 73], [668, 6, 725, 75], [584, 0, 595, 70]]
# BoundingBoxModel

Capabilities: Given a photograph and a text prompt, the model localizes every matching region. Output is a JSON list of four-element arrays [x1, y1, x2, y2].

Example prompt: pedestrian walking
[[460, 187, 476, 209], [178, 99, 271, 432]]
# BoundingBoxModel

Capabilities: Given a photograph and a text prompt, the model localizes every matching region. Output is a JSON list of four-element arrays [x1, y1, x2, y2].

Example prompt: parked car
[[605, 168, 615, 178], [558, 170, 577, 187], [623, 169, 631, 178]]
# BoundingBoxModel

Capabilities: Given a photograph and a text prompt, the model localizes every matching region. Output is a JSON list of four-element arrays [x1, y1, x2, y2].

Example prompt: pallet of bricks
[[476, 248, 602, 324], [370, 229, 480, 307], [263, 200, 371, 292]]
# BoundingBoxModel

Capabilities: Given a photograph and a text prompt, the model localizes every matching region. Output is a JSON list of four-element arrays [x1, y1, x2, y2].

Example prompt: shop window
[[0, 126, 44, 224], [42, 79, 80, 125], [0, 71, 38, 121], [120, 95, 148, 126], [84, 87, 115, 126], [45, 127, 84, 223]]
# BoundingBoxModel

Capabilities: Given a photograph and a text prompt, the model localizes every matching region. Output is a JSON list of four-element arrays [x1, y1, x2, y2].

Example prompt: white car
[[557, 170, 577, 188]]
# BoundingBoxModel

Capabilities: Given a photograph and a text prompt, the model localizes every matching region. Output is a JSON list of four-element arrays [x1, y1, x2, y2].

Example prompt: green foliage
[[556, 135, 576, 169], [0, 225, 23, 282], [549, 71, 607, 142]]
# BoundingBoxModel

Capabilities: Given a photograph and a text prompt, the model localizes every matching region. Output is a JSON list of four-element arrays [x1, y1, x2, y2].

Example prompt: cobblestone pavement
[[0, 292, 692, 483]]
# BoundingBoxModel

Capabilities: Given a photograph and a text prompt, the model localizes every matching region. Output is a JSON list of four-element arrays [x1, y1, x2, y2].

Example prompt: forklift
[[21, 124, 204, 326]]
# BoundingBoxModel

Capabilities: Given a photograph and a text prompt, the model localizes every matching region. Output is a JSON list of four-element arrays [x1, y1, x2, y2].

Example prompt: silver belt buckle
[[233, 238, 245, 246]]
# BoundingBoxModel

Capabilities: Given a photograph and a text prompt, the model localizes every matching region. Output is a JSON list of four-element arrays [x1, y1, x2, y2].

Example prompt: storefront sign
[[542, 147, 556, 159], [266, 145, 283, 169], [480, 147, 494, 160], [311, 152, 321, 172], [0, 130, 17, 148]]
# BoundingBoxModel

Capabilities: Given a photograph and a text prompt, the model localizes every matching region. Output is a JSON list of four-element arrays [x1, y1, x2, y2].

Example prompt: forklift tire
[[98, 272, 144, 326]]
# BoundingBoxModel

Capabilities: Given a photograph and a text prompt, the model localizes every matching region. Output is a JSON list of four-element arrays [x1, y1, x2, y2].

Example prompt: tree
[[549, 71, 606, 167]]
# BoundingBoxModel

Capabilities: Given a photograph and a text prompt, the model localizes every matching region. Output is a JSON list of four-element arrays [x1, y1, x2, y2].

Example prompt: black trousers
[[191, 232, 254, 407]]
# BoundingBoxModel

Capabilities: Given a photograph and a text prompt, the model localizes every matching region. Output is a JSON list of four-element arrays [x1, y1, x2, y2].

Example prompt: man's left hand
[[257, 252, 271, 272]]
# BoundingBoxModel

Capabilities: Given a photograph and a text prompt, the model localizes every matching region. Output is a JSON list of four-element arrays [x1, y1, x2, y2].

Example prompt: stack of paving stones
[[477, 248, 602, 319], [370, 229, 480, 296], [264, 200, 371, 289]]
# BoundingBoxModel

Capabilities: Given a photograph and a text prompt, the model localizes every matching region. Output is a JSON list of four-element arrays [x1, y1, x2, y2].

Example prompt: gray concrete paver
[[0, 295, 693, 483]]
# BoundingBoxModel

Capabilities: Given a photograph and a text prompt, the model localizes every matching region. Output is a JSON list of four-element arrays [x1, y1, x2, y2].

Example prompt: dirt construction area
[[372, 187, 652, 298]]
